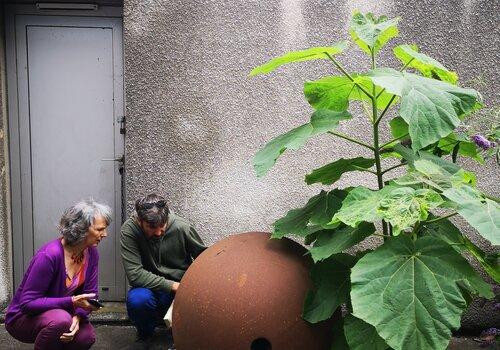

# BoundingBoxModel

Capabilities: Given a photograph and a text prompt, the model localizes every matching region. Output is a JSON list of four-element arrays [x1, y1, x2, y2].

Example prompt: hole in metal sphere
[[251, 338, 272, 350]]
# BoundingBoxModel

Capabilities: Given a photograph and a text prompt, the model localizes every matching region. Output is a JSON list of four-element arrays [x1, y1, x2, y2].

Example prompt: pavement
[[0, 324, 495, 349], [0, 324, 174, 349], [0, 303, 496, 349]]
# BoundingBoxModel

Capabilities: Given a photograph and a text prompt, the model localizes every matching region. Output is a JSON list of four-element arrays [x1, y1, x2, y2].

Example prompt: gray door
[[7, 14, 125, 300]]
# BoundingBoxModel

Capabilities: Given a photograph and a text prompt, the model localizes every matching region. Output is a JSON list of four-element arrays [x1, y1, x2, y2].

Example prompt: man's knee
[[127, 287, 156, 312]]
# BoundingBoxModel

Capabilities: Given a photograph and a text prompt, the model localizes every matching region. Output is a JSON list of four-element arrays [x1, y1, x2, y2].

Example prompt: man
[[120, 193, 206, 344]]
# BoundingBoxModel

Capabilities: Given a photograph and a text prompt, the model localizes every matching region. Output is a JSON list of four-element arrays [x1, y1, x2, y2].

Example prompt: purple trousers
[[6, 309, 95, 350]]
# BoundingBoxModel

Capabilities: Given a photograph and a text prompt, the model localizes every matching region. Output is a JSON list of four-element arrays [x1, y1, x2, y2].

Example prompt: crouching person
[[120, 193, 206, 345], [5, 199, 112, 350]]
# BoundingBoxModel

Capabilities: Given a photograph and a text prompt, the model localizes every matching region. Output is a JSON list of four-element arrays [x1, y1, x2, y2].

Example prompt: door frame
[[5, 4, 126, 299]]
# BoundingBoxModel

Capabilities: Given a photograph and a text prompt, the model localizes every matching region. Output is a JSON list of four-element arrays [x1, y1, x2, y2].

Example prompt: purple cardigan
[[5, 238, 99, 325]]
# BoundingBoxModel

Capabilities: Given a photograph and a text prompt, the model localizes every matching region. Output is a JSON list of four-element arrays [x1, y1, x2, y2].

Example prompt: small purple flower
[[478, 328, 499, 348], [481, 328, 500, 336], [472, 134, 494, 150], [494, 303, 500, 311]]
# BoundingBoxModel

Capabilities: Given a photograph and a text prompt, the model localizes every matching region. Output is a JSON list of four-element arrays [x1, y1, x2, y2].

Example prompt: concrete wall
[[0, 5, 12, 309], [122, 0, 499, 329]]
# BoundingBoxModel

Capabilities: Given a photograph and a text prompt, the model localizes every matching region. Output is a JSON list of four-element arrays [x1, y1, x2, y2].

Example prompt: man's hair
[[134, 193, 169, 227]]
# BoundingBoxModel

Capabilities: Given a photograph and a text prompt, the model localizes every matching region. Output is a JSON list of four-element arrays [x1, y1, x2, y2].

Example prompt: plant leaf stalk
[[325, 52, 373, 99], [381, 162, 407, 175], [379, 133, 409, 150], [327, 131, 375, 150], [425, 212, 458, 224]]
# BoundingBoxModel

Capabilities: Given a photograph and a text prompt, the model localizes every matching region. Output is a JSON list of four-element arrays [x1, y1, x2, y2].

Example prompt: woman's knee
[[70, 323, 96, 350], [127, 288, 156, 312], [44, 309, 72, 331]]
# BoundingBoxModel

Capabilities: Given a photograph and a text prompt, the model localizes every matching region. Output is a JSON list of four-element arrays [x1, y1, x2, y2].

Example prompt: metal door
[[6, 13, 125, 300]]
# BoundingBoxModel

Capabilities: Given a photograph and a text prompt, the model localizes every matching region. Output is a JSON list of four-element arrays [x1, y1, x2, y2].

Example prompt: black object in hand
[[88, 298, 104, 308]]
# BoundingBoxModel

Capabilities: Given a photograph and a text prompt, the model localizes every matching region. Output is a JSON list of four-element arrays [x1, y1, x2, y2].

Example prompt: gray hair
[[58, 199, 112, 246]]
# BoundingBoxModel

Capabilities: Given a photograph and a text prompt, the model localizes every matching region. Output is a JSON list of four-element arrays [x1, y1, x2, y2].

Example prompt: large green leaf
[[331, 186, 396, 227], [392, 147, 477, 188], [369, 68, 481, 149], [303, 253, 356, 323], [389, 116, 409, 139], [249, 42, 348, 76], [443, 185, 500, 245], [349, 12, 399, 55], [395, 158, 475, 191], [344, 315, 388, 350], [309, 222, 376, 262], [378, 187, 443, 234], [425, 218, 500, 283], [351, 236, 493, 350], [304, 75, 396, 112], [305, 157, 375, 185], [393, 44, 458, 84], [272, 190, 346, 239], [253, 109, 351, 177], [331, 317, 350, 350]]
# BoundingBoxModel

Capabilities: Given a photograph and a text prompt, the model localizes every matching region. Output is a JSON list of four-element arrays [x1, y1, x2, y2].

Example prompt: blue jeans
[[126, 287, 174, 338]]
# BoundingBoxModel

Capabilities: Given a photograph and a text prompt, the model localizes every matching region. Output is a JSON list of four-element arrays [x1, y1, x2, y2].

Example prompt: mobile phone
[[88, 298, 104, 308]]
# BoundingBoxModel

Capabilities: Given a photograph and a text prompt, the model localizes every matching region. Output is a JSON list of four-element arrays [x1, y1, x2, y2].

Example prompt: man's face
[[140, 220, 167, 240]]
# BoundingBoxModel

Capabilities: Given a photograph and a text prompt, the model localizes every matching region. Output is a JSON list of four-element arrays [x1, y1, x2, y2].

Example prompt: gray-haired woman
[[5, 199, 112, 350]]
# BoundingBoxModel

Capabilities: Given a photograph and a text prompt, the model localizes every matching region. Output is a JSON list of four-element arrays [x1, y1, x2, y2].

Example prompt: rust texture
[[172, 232, 334, 350]]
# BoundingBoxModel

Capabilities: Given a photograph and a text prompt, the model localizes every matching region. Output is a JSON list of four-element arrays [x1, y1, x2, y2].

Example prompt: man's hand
[[172, 282, 180, 293], [72, 293, 98, 311], [60, 315, 80, 343]]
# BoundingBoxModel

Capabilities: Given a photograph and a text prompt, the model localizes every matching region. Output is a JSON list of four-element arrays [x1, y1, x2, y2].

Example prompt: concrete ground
[[0, 324, 495, 350], [0, 324, 174, 349], [0, 304, 495, 349]]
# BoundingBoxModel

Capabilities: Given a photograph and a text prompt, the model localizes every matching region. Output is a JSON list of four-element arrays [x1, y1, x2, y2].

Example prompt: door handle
[[101, 155, 124, 163]]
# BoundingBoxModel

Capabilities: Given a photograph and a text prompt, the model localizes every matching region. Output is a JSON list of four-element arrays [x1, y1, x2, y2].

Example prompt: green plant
[[249, 11, 499, 350]]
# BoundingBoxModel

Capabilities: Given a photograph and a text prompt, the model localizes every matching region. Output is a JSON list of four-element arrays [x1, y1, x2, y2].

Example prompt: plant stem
[[425, 212, 458, 224], [400, 58, 415, 72], [325, 52, 373, 99], [485, 194, 500, 203], [328, 131, 375, 151], [370, 49, 389, 238], [352, 165, 377, 175], [374, 94, 397, 126], [379, 133, 410, 150], [381, 162, 407, 175], [373, 233, 391, 238], [411, 221, 421, 240]]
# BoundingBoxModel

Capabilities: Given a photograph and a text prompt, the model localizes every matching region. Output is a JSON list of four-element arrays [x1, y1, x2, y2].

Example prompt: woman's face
[[84, 216, 108, 247]]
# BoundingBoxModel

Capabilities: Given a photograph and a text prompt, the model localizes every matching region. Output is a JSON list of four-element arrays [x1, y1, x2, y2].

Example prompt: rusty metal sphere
[[172, 232, 334, 350]]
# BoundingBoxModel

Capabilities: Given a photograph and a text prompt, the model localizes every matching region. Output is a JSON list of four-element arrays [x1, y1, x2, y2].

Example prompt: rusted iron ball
[[172, 232, 334, 350]]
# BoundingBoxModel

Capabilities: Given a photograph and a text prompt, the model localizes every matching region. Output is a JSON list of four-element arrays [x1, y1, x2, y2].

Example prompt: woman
[[5, 199, 112, 350]]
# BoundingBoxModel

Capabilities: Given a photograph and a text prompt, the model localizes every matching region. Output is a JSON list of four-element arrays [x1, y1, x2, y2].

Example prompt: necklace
[[71, 252, 84, 264]]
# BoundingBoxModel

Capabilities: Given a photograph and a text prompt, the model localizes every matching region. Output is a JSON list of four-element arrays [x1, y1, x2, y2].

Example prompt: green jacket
[[120, 214, 206, 292]]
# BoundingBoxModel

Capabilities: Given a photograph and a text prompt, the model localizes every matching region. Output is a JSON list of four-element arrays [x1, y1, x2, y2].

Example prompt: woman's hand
[[71, 293, 97, 311], [60, 315, 80, 343]]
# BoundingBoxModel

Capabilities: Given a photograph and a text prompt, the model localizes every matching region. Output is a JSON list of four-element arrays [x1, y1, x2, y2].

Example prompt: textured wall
[[0, 5, 13, 308], [123, 0, 499, 329]]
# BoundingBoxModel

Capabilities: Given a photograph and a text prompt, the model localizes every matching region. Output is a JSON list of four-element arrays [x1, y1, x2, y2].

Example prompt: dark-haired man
[[120, 193, 206, 344]]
